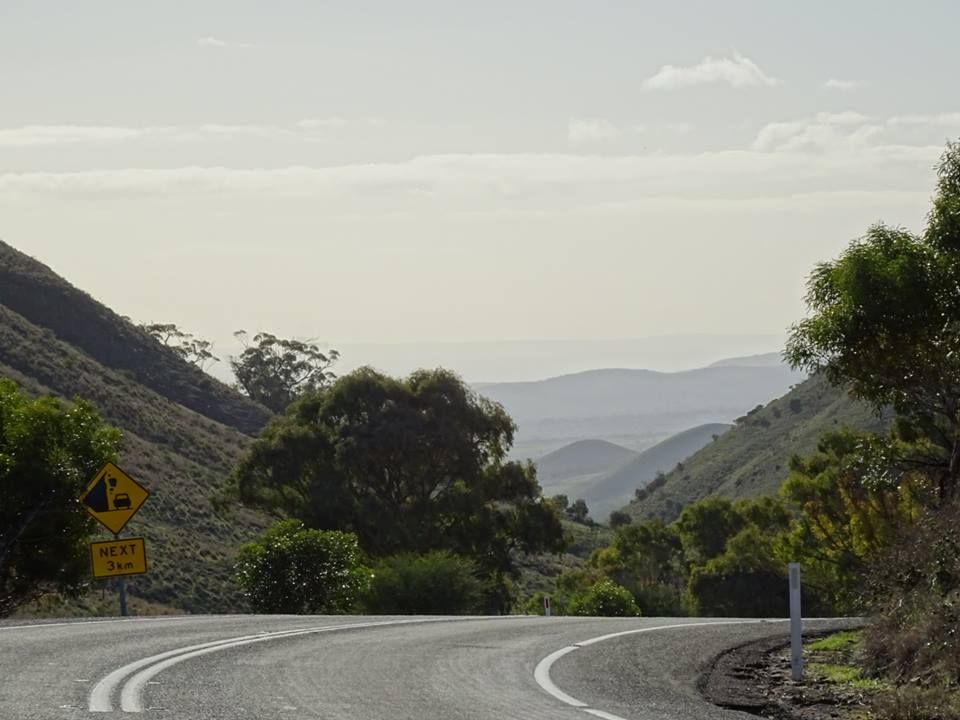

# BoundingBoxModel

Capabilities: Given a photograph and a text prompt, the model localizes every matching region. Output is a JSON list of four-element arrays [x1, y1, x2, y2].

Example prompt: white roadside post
[[789, 562, 803, 681], [544, 595, 552, 617]]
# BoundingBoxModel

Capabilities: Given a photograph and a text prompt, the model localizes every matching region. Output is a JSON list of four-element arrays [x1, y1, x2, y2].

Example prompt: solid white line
[[534, 619, 787, 720], [92, 615, 516, 713], [532, 646, 585, 708], [0, 615, 198, 633]]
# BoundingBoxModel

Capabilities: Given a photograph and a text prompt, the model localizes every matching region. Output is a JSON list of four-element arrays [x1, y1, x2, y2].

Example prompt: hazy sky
[[2, 1, 959, 379]]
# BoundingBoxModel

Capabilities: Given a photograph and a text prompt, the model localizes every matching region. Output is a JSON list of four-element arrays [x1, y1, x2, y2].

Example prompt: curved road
[[0, 614, 842, 719]]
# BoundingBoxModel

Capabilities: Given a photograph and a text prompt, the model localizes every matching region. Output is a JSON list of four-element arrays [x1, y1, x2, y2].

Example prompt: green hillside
[[535, 439, 639, 491], [0, 241, 270, 434], [0, 242, 272, 612], [581, 422, 732, 520], [623, 374, 891, 522]]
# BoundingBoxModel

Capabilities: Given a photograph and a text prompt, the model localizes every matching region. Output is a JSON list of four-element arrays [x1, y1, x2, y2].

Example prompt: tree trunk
[[944, 435, 960, 503]]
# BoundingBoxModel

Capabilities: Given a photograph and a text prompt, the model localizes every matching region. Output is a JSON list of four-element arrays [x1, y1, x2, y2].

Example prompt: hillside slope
[[0, 249, 273, 612], [622, 374, 890, 522], [581, 423, 732, 520], [0, 240, 270, 434]]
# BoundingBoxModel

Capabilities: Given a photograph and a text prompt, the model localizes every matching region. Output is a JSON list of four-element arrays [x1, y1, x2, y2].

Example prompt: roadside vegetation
[[0, 380, 122, 616]]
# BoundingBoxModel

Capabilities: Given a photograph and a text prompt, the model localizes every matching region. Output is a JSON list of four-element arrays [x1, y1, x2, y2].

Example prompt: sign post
[[789, 562, 803, 681], [80, 463, 150, 616]]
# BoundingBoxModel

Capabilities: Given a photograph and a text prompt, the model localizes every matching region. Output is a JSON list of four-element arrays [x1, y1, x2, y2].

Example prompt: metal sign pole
[[789, 562, 803, 681], [118, 577, 128, 617], [114, 531, 128, 617]]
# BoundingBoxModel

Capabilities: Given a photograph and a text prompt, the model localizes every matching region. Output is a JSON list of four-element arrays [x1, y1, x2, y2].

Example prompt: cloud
[[0, 143, 939, 203], [752, 112, 879, 152], [0, 122, 348, 147], [0, 125, 157, 147], [568, 118, 619, 143], [887, 113, 960, 127], [297, 117, 348, 130], [823, 78, 859, 90], [196, 36, 256, 49], [643, 52, 780, 90], [197, 36, 229, 48]]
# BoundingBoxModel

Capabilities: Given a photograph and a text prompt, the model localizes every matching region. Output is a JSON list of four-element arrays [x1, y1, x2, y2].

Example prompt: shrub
[[863, 507, 960, 689], [567, 579, 641, 617], [235, 520, 369, 614], [364, 551, 487, 615]]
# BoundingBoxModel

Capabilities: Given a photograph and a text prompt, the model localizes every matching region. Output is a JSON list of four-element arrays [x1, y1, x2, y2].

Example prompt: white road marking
[[532, 646, 585, 707], [533, 619, 787, 720], [0, 615, 200, 632], [90, 615, 517, 713]]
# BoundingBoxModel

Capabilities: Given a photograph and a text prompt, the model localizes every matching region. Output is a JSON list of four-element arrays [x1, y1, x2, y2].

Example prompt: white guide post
[[789, 562, 803, 681]]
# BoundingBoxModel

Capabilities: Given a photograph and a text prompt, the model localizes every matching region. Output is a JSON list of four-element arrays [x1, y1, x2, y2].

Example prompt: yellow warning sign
[[80, 462, 150, 535], [90, 537, 148, 578]]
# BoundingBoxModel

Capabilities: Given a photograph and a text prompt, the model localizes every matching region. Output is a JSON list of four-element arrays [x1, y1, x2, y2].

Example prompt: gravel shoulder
[[701, 626, 873, 720]]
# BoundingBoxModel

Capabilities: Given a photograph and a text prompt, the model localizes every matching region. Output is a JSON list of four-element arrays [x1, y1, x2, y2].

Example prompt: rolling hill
[[535, 439, 639, 491], [621, 373, 892, 522], [579, 423, 733, 520], [0, 240, 272, 612]]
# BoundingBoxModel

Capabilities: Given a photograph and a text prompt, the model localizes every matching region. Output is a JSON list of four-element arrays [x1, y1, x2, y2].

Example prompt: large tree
[[0, 380, 122, 616], [232, 368, 566, 581], [230, 331, 338, 413], [786, 142, 960, 501]]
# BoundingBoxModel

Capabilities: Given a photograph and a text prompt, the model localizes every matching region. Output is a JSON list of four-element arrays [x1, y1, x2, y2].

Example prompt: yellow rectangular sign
[[90, 537, 148, 579]]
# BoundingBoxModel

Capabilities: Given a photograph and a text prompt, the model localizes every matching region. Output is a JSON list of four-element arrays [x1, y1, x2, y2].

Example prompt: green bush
[[235, 520, 369, 614], [631, 584, 689, 617], [364, 551, 487, 615], [567, 579, 641, 617]]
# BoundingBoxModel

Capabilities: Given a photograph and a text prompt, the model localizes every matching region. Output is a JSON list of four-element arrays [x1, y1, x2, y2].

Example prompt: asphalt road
[[0, 614, 844, 719]]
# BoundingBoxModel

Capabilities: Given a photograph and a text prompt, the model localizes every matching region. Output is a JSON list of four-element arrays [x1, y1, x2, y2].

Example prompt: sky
[[2, 1, 959, 381]]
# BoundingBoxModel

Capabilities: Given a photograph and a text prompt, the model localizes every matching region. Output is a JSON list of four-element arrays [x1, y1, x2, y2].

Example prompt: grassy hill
[[535, 439, 639, 492], [580, 423, 732, 520], [622, 373, 891, 522], [0, 241, 273, 613], [0, 241, 270, 435]]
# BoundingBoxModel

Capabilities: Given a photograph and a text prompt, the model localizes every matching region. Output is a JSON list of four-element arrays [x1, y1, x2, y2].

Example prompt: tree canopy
[[141, 322, 219, 370], [786, 143, 960, 500], [230, 331, 338, 413], [232, 368, 565, 587], [0, 380, 122, 616]]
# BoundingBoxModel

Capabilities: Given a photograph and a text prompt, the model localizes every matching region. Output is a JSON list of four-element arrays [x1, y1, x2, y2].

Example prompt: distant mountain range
[[476, 360, 804, 459], [707, 352, 784, 368]]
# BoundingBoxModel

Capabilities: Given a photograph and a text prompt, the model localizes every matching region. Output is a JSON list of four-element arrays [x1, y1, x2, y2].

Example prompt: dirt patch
[[701, 633, 877, 719]]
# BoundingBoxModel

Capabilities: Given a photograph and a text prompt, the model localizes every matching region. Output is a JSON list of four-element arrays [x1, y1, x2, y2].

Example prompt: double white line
[[88, 616, 500, 713]]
